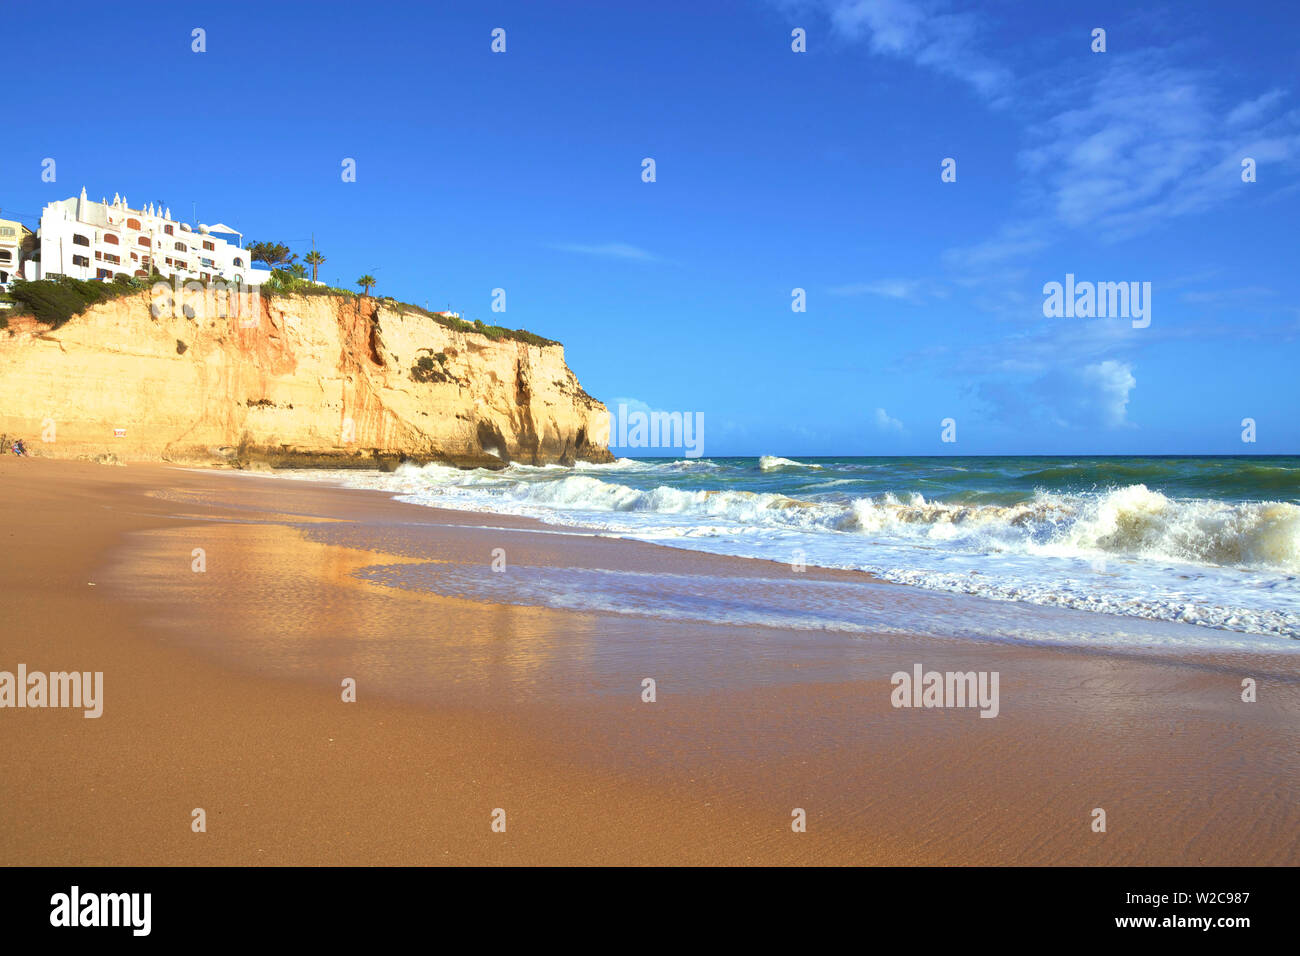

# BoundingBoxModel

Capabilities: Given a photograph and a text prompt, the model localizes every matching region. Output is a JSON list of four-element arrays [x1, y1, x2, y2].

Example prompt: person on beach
[[10, 438, 26, 457]]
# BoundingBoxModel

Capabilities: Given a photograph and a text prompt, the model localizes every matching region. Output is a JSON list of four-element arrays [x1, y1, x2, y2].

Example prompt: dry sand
[[1, 458, 1297, 865]]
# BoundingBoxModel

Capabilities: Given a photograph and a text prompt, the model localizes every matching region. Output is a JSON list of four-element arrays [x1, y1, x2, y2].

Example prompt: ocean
[[268, 455, 1300, 649]]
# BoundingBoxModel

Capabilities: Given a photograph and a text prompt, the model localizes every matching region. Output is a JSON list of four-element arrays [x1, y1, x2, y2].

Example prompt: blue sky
[[3, 0, 1297, 456]]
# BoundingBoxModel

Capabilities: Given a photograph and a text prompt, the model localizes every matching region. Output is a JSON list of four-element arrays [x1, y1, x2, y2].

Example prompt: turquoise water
[[604, 455, 1300, 505]]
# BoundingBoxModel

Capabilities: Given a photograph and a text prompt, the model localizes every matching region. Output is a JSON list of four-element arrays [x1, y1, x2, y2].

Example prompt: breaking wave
[[758, 455, 823, 471], [456, 471, 1299, 572], [846, 484, 1299, 570], [276, 457, 1300, 642]]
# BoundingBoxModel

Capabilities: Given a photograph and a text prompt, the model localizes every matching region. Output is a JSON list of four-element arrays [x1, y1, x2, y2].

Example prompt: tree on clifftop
[[304, 250, 326, 283], [357, 275, 377, 297], [245, 241, 296, 267]]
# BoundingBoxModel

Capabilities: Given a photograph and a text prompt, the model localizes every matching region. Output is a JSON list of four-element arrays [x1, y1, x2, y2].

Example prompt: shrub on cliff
[[262, 269, 354, 298], [4, 274, 160, 329], [6, 276, 129, 328], [398, 303, 559, 348], [411, 353, 455, 384]]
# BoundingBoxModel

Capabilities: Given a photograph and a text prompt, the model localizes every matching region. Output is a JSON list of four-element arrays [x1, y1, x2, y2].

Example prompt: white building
[[36, 188, 271, 286], [0, 216, 27, 288]]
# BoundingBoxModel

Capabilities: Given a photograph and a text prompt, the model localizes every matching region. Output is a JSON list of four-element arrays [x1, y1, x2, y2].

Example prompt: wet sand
[[2, 458, 1297, 865]]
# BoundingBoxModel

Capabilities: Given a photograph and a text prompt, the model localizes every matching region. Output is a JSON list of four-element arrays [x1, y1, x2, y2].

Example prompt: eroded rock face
[[0, 291, 612, 469]]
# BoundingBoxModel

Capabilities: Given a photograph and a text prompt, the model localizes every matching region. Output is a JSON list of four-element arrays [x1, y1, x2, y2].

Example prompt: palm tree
[[304, 250, 325, 283], [357, 274, 377, 297]]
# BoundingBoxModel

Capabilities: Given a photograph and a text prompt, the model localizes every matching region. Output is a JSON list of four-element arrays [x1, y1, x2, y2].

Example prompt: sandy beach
[[2, 458, 1297, 866]]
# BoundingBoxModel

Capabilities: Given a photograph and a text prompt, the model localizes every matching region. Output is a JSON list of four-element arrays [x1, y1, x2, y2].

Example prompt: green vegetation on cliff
[[4, 274, 159, 329], [396, 303, 559, 348], [5, 271, 561, 348], [260, 269, 559, 347]]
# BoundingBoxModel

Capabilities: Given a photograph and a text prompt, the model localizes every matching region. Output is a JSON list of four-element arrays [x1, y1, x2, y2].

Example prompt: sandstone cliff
[[0, 290, 612, 468]]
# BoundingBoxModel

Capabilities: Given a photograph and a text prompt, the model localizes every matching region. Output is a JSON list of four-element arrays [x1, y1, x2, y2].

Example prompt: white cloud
[[607, 396, 653, 417], [1226, 89, 1287, 127], [942, 221, 1050, 272], [828, 278, 933, 301], [824, 0, 1012, 101], [847, 22, 1300, 268], [873, 407, 904, 431], [1078, 360, 1137, 428], [1015, 54, 1300, 238], [550, 242, 659, 261], [1179, 286, 1275, 305], [972, 358, 1137, 430]]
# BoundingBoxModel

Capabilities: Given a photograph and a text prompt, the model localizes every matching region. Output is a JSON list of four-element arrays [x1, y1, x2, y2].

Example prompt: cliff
[[0, 290, 612, 469]]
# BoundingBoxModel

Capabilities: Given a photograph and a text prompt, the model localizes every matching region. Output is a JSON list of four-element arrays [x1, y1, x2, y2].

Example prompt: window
[[202, 241, 215, 251], [233, 257, 244, 267], [134, 269, 148, 278], [72, 254, 90, 268], [127, 218, 141, 230], [175, 261, 189, 270], [0, 226, 15, 237], [0, 250, 11, 263], [73, 233, 90, 246], [164, 225, 174, 235], [103, 233, 119, 245], [174, 241, 186, 251], [201, 272, 211, 281], [97, 268, 113, 279], [200, 258, 214, 268], [138, 236, 151, 248]]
